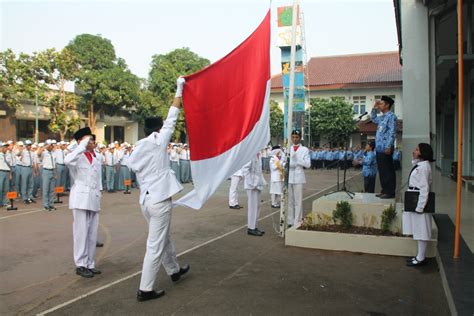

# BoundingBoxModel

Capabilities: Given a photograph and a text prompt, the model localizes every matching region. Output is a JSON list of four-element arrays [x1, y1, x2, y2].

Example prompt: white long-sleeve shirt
[[129, 106, 183, 205], [288, 144, 311, 184], [408, 159, 432, 213]]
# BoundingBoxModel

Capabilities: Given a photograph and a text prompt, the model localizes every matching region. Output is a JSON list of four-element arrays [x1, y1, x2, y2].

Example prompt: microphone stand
[[325, 112, 368, 199]]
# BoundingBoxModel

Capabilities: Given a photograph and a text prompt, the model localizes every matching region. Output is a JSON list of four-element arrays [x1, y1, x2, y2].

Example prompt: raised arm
[[65, 136, 89, 167]]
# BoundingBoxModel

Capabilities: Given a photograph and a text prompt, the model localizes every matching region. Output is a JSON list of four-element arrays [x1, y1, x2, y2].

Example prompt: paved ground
[[0, 168, 450, 315]]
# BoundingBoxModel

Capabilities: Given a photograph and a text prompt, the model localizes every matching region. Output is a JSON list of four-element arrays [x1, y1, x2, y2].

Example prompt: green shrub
[[381, 204, 397, 232], [332, 201, 353, 228]]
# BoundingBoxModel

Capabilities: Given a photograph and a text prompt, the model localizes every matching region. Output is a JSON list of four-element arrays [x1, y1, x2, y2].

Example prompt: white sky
[[1, 0, 398, 78]]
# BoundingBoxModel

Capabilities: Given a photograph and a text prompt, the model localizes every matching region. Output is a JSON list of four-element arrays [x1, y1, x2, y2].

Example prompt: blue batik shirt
[[371, 109, 397, 153], [393, 150, 401, 161], [362, 151, 377, 177]]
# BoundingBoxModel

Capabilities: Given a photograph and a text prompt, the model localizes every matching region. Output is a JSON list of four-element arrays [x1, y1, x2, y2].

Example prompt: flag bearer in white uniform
[[65, 127, 103, 278], [403, 143, 435, 267], [38, 139, 57, 211], [228, 168, 244, 209], [269, 145, 285, 208], [242, 152, 267, 237], [288, 130, 311, 227], [129, 77, 189, 302]]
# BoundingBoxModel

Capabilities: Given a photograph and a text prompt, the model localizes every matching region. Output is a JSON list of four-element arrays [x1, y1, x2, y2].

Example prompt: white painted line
[[37, 176, 357, 315], [0, 205, 68, 221]]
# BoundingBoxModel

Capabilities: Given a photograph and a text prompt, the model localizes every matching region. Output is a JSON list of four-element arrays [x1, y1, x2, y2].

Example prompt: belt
[[20, 165, 32, 168], [409, 186, 420, 190], [57, 163, 65, 165], [0, 170, 10, 172], [43, 168, 55, 171]]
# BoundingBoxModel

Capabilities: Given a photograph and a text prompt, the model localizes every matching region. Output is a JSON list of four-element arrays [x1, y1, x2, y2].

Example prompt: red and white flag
[[175, 10, 271, 209]]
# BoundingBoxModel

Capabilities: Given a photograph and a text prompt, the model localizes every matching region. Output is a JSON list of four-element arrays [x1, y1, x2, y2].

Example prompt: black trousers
[[376, 151, 396, 196], [364, 176, 376, 193]]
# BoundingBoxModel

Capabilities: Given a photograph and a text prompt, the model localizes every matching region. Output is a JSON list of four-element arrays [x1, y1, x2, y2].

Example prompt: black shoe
[[171, 264, 190, 282], [29, 199, 36, 203], [96, 242, 104, 247], [287, 224, 293, 228], [24, 200, 31, 205], [88, 268, 101, 275], [375, 193, 384, 197], [229, 205, 241, 209], [255, 228, 265, 235], [137, 289, 165, 302], [49, 206, 57, 211], [379, 194, 395, 199], [271, 204, 280, 208], [43, 207, 51, 211], [247, 228, 263, 236], [76, 266, 94, 278], [406, 258, 427, 267], [406, 257, 416, 262]]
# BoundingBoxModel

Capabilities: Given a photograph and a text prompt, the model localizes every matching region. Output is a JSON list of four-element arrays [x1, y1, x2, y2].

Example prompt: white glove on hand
[[79, 136, 90, 148], [175, 77, 186, 98]]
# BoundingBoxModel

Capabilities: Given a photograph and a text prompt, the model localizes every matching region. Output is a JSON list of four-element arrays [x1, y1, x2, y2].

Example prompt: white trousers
[[288, 183, 303, 225], [228, 175, 242, 207], [246, 189, 261, 229], [271, 194, 281, 206], [139, 196, 180, 291], [73, 209, 99, 269]]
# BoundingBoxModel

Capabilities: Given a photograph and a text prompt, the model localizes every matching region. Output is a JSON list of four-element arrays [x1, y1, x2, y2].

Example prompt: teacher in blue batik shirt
[[371, 96, 397, 199]]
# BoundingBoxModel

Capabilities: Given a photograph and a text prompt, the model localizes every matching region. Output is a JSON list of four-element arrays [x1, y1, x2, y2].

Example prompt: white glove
[[79, 136, 90, 148], [175, 77, 186, 98]]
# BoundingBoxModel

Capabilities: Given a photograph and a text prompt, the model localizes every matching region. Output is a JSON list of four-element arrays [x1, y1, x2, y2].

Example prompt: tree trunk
[[88, 101, 96, 132]]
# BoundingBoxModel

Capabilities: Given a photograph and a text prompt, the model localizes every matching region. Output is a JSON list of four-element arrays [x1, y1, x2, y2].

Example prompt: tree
[[147, 48, 210, 140], [309, 97, 356, 145], [66, 34, 140, 132], [270, 100, 284, 144], [35, 48, 81, 140], [0, 49, 46, 108]]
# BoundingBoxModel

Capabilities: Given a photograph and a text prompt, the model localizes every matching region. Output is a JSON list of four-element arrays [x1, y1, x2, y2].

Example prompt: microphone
[[357, 112, 368, 120]]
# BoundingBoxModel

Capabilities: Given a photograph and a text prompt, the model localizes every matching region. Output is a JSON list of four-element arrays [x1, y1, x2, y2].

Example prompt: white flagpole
[[279, 0, 299, 237]]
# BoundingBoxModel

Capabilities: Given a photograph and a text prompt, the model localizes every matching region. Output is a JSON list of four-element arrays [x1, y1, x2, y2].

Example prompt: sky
[[1, 0, 398, 79]]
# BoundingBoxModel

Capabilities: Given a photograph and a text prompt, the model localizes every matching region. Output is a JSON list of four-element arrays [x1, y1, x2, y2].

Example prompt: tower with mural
[[277, 5, 306, 139]]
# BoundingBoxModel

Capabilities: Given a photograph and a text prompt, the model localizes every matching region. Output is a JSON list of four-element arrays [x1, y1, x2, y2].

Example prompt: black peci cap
[[381, 95, 394, 106], [291, 129, 301, 136], [73, 127, 92, 141], [144, 117, 163, 135]]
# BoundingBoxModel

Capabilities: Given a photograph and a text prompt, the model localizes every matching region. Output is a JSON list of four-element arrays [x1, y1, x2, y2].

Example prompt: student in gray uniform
[[0, 142, 11, 207], [38, 139, 57, 211], [17, 140, 35, 204]]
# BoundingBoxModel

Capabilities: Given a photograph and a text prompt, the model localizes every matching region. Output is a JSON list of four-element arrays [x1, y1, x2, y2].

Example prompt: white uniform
[[129, 106, 183, 292], [242, 155, 267, 230], [228, 169, 243, 207], [402, 160, 432, 241], [288, 144, 311, 226], [65, 140, 103, 269], [269, 150, 285, 207]]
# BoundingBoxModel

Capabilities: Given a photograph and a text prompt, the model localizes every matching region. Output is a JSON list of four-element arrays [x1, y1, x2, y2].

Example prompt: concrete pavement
[[0, 168, 449, 315]]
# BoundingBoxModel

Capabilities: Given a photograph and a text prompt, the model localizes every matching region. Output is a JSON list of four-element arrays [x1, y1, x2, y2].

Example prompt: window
[[374, 95, 396, 112], [353, 96, 366, 114]]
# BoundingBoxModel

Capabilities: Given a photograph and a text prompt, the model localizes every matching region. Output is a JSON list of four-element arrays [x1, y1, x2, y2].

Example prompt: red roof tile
[[271, 51, 402, 90]]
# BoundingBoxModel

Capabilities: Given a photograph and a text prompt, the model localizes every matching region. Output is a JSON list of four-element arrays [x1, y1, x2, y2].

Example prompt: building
[[0, 83, 140, 144], [270, 51, 403, 148]]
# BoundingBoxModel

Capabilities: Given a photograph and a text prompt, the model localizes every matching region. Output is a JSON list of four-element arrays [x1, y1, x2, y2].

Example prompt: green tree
[[35, 48, 81, 140], [66, 34, 140, 132], [0, 49, 46, 108], [270, 100, 284, 143], [147, 48, 210, 140], [309, 97, 356, 145]]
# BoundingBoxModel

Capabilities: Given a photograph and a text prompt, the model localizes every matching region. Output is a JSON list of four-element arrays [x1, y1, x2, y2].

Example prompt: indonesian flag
[[175, 10, 271, 209]]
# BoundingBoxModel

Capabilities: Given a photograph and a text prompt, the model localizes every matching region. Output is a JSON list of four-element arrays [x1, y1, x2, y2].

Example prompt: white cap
[[108, 144, 115, 149], [17, 141, 24, 146], [98, 143, 106, 148], [25, 140, 32, 145], [38, 142, 45, 147], [45, 139, 54, 145], [7, 140, 13, 145]]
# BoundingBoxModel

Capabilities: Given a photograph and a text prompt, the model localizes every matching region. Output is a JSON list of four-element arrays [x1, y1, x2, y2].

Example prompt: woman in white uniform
[[402, 143, 435, 267]]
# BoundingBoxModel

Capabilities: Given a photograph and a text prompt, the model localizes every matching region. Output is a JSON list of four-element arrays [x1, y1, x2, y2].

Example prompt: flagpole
[[279, 0, 299, 237]]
